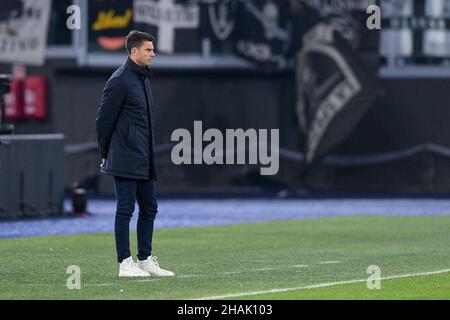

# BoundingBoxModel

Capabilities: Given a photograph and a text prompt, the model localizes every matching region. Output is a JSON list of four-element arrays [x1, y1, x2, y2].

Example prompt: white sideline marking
[[83, 276, 197, 287], [292, 264, 309, 268], [82, 260, 336, 287], [132, 279, 162, 283], [195, 268, 450, 300], [318, 261, 342, 265]]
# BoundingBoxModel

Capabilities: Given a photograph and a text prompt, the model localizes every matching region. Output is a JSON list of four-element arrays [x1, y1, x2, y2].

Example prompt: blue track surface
[[1, 198, 449, 238]]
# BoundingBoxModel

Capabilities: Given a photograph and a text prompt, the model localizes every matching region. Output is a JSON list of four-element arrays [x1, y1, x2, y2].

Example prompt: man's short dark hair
[[125, 30, 154, 55]]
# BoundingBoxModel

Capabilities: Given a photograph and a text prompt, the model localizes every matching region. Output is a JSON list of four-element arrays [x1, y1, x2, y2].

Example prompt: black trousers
[[113, 177, 158, 263]]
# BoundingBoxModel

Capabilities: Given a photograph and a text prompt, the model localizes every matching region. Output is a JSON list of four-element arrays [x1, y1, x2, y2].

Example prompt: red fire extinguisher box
[[4, 79, 24, 120], [24, 76, 47, 120]]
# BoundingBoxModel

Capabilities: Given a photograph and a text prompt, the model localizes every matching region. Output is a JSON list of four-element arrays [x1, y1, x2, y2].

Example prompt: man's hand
[[100, 158, 106, 168]]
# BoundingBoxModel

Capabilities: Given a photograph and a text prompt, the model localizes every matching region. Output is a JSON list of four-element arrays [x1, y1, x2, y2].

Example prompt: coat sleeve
[[96, 76, 126, 158]]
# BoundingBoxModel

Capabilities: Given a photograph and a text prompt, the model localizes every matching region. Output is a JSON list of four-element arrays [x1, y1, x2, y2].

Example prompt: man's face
[[131, 41, 156, 67]]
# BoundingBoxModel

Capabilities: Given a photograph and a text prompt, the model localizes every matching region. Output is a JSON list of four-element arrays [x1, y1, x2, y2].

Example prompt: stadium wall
[[1, 61, 449, 195]]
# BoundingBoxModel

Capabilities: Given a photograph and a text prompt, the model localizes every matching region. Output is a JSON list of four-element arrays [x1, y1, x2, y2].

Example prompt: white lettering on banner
[[208, 0, 236, 41], [243, 0, 289, 42], [297, 26, 362, 163], [133, 0, 199, 53], [0, 0, 52, 66], [302, 0, 377, 14], [236, 40, 272, 62]]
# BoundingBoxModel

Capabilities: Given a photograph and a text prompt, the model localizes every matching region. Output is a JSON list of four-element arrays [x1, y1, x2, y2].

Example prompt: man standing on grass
[[96, 30, 174, 277]]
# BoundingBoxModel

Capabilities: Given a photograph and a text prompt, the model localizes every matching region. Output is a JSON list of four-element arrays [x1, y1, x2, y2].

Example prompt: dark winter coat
[[96, 57, 157, 180]]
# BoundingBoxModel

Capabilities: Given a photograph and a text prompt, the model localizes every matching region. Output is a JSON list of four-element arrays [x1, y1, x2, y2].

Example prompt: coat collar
[[125, 57, 153, 79]]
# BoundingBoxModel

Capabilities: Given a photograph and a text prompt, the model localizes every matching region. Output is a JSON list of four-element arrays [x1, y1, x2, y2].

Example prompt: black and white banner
[[200, 0, 238, 53], [233, 0, 292, 69], [380, 0, 450, 59], [133, 0, 201, 54], [204, 0, 237, 41], [0, 0, 52, 66], [292, 4, 381, 163], [300, 0, 378, 52]]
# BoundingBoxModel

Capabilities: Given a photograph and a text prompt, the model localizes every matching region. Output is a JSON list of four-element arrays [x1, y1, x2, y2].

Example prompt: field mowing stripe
[[195, 268, 450, 300], [218, 272, 242, 275]]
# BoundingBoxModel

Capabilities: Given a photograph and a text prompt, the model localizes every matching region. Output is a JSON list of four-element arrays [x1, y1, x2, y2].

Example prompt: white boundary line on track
[[195, 268, 450, 300]]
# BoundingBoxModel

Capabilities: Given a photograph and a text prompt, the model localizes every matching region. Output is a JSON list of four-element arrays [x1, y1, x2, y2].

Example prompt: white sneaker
[[137, 256, 175, 276], [119, 257, 150, 277]]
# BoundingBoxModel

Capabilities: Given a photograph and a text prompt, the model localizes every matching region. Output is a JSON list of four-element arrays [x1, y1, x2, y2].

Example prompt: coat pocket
[[126, 124, 146, 155]]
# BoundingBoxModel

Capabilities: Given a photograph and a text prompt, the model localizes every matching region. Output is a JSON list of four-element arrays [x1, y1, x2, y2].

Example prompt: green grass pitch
[[1, 216, 449, 299]]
